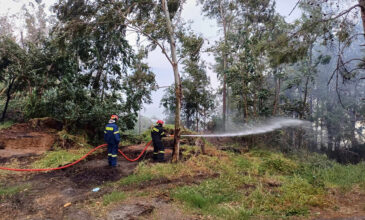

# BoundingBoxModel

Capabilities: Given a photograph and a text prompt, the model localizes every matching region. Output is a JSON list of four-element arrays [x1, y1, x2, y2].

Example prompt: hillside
[[1, 121, 365, 219]]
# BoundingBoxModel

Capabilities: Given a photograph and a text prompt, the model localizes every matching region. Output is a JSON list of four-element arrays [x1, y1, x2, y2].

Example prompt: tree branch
[[126, 24, 173, 65], [289, 0, 302, 16], [322, 4, 361, 22]]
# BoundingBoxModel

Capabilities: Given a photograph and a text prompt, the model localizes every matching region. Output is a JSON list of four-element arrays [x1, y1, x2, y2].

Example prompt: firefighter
[[151, 120, 167, 162], [104, 115, 121, 167]]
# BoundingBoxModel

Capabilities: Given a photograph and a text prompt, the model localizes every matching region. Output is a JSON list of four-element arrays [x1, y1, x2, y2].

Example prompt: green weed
[[103, 191, 126, 206]]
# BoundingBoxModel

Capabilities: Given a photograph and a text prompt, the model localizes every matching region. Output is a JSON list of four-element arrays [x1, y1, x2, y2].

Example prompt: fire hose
[[0, 140, 153, 172]]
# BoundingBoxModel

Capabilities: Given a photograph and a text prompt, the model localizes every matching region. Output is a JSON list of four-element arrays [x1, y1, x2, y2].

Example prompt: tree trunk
[[1, 77, 15, 122], [223, 53, 227, 130], [273, 74, 281, 116], [220, 2, 228, 131], [359, 0, 365, 39], [162, 0, 181, 162], [92, 68, 103, 95]]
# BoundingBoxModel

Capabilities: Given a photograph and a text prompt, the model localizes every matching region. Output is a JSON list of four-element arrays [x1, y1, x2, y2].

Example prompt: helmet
[[156, 120, 164, 125], [110, 115, 119, 121]]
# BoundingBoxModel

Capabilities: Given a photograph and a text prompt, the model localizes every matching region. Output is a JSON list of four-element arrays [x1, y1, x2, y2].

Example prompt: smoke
[[181, 118, 311, 137]]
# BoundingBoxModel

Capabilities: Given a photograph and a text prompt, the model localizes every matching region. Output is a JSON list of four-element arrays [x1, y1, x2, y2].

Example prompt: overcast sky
[[0, 0, 301, 119]]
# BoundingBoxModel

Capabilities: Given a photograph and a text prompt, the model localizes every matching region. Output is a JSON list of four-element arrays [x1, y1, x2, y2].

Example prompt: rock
[[107, 204, 154, 220], [61, 187, 76, 196], [63, 209, 93, 220]]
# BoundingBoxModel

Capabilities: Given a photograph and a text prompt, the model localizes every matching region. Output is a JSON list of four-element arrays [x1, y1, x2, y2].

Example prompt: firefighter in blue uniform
[[151, 120, 167, 162], [104, 115, 121, 167]]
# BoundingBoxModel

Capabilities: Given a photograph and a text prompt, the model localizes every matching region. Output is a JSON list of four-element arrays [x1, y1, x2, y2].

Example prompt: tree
[[162, 32, 215, 131], [199, 0, 236, 131], [0, 37, 27, 121]]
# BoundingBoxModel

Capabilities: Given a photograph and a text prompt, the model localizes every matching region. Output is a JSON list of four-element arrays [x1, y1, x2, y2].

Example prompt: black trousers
[[152, 140, 164, 161]]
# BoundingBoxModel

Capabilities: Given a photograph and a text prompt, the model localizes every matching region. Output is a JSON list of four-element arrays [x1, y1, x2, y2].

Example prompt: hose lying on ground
[[0, 140, 153, 172]]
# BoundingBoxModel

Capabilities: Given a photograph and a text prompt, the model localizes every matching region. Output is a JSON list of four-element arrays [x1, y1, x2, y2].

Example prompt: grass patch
[[169, 148, 340, 218], [109, 145, 365, 219], [259, 156, 298, 175], [319, 163, 365, 189], [173, 178, 238, 211], [118, 162, 160, 186], [0, 184, 30, 200], [0, 121, 14, 130], [296, 153, 365, 190], [32, 148, 91, 169], [103, 191, 127, 206]]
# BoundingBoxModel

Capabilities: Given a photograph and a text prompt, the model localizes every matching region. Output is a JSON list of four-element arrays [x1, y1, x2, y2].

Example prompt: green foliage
[[103, 191, 127, 206]]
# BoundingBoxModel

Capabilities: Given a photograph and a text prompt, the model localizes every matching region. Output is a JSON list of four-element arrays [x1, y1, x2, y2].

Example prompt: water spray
[[181, 118, 310, 138]]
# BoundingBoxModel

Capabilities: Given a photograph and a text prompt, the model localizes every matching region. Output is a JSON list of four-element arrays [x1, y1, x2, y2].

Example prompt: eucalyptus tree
[[223, 0, 278, 120], [114, 0, 190, 161], [292, 0, 365, 84], [27, 0, 157, 139], [53, 0, 186, 156], [199, 0, 236, 131], [162, 32, 215, 131]]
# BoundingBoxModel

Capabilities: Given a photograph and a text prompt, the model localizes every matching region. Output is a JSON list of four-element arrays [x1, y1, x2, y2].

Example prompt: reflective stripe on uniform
[[105, 127, 114, 131], [104, 131, 107, 133], [153, 152, 158, 154], [114, 131, 119, 134], [159, 151, 165, 153], [111, 154, 117, 157], [161, 132, 165, 135], [152, 127, 159, 132], [108, 153, 112, 156]]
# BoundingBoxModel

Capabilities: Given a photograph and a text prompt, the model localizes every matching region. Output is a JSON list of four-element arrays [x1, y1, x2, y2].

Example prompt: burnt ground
[[0, 148, 137, 219]]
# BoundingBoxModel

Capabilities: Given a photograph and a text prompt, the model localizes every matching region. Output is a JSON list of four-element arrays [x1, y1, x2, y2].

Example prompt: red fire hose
[[0, 140, 153, 172], [118, 140, 152, 162]]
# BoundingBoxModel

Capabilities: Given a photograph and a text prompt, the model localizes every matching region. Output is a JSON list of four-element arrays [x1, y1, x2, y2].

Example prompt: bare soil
[[0, 118, 61, 158]]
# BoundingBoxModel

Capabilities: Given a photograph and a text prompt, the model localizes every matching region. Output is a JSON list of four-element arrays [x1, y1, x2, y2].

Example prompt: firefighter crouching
[[104, 115, 121, 167], [151, 120, 167, 162]]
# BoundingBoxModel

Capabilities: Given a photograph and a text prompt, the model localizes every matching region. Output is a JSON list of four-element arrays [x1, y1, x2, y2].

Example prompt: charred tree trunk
[[1, 77, 15, 122], [162, 0, 181, 162]]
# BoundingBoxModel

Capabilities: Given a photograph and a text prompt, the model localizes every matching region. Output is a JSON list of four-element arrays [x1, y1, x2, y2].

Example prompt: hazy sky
[[0, 0, 302, 119]]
